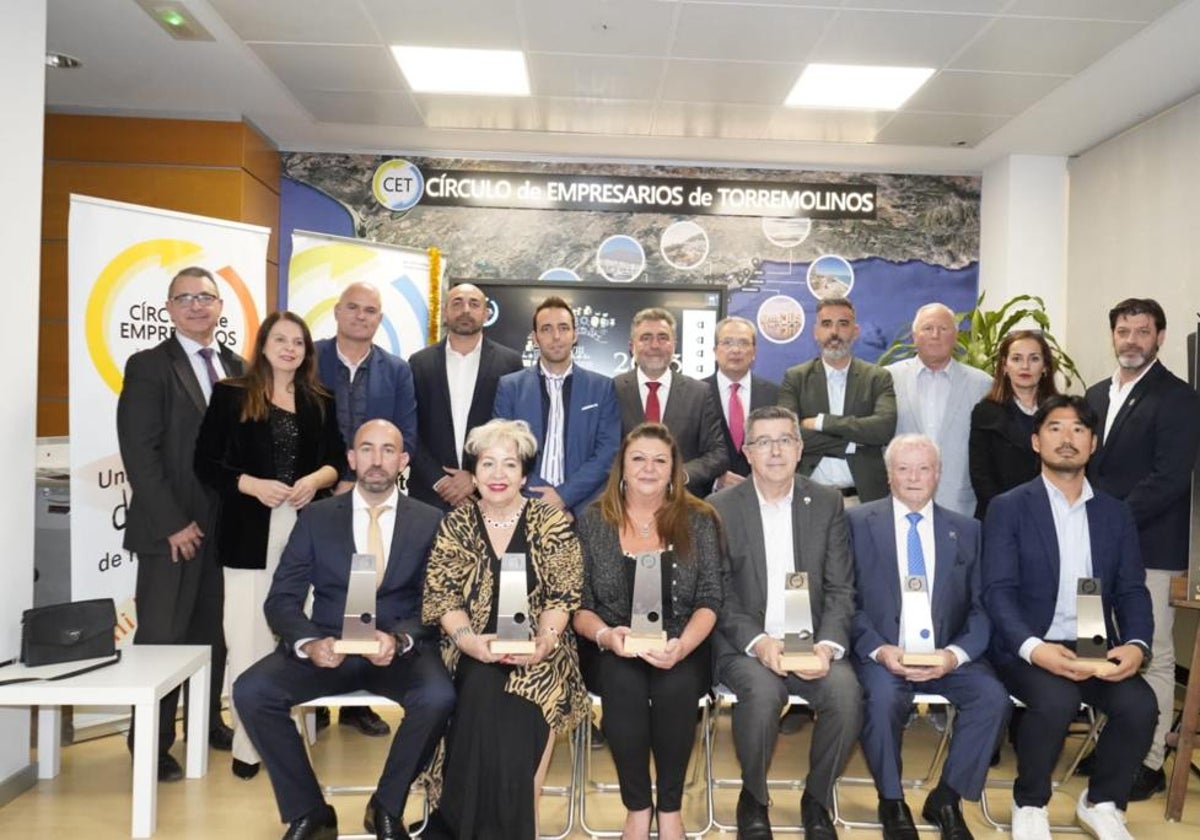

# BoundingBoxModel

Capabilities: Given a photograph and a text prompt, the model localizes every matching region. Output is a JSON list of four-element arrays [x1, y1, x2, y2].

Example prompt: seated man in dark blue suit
[[983, 395, 1154, 840], [848, 434, 1009, 840], [234, 420, 454, 840], [493, 295, 621, 520]]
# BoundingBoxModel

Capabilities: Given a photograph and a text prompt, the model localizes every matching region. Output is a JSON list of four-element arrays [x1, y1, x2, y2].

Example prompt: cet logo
[[372, 159, 425, 211], [85, 239, 260, 394]]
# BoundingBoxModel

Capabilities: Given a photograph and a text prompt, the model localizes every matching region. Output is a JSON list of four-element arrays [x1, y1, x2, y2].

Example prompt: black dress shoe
[[364, 797, 410, 840], [735, 788, 773, 839], [800, 790, 837, 840], [1128, 764, 1166, 801], [157, 753, 184, 782], [878, 799, 919, 840], [283, 803, 337, 840], [314, 706, 331, 732], [921, 795, 974, 840], [209, 721, 234, 751], [340, 706, 391, 737], [590, 722, 606, 749], [232, 758, 261, 780]]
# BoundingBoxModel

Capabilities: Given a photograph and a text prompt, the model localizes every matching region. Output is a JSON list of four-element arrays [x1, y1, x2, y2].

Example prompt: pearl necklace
[[481, 500, 525, 529]]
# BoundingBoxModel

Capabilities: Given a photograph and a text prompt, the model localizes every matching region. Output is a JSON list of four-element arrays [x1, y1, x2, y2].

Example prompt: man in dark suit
[[492, 295, 620, 520], [848, 433, 1009, 840], [984, 395, 1155, 840], [116, 266, 244, 779], [408, 283, 522, 510], [704, 316, 780, 492], [314, 282, 419, 736], [234, 420, 454, 840], [613, 307, 728, 497], [1084, 298, 1200, 799], [778, 297, 896, 503], [711, 406, 861, 840]]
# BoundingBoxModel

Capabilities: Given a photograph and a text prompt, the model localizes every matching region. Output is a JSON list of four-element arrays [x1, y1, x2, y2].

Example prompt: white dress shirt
[[175, 332, 227, 403], [445, 336, 483, 467], [636, 366, 673, 415], [916, 363, 952, 440], [810, 360, 856, 489], [1103, 358, 1157, 443], [715, 369, 750, 432]]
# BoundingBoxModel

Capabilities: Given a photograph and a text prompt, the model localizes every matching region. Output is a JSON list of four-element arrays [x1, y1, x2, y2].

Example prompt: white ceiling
[[42, 0, 1200, 173]]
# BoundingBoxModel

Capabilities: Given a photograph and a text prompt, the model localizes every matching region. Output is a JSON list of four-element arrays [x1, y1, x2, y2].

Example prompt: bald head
[[334, 282, 384, 345], [445, 283, 487, 337]]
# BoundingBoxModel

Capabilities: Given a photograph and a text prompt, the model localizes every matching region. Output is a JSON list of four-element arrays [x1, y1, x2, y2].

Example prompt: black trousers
[[233, 642, 455, 823], [592, 644, 711, 812], [994, 656, 1155, 809], [129, 543, 226, 753]]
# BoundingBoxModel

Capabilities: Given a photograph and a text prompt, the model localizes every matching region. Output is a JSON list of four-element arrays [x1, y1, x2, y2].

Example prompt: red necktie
[[729, 382, 745, 451], [645, 381, 662, 423]]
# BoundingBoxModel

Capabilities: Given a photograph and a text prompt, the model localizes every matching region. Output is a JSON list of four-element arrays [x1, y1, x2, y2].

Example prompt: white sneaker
[[1012, 805, 1052, 840], [1076, 791, 1134, 840]]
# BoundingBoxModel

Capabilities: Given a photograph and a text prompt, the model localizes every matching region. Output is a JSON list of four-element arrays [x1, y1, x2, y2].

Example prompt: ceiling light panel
[[785, 63, 935, 110], [392, 46, 530, 96]]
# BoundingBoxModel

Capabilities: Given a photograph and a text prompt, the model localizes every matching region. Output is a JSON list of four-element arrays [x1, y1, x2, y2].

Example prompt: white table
[[0, 645, 210, 837]]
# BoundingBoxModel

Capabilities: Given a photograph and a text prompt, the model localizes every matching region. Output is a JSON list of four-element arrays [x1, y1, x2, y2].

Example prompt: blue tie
[[905, 512, 926, 578]]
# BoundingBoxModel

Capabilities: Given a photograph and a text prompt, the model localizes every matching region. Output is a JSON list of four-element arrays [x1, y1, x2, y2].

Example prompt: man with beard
[[408, 283, 522, 510], [778, 297, 896, 503], [1083, 298, 1200, 800], [983, 396, 1154, 840], [234, 420, 454, 840], [493, 295, 621, 519]]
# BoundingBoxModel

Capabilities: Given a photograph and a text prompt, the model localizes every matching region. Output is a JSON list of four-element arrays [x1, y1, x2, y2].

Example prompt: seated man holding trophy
[[710, 405, 862, 840], [983, 395, 1154, 840], [233, 420, 455, 840], [421, 418, 588, 839], [847, 433, 1010, 840], [573, 422, 723, 840]]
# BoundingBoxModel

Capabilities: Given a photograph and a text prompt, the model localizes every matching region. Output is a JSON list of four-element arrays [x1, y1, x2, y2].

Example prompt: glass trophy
[[490, 553, 536, 655], [1074, 576, 1115, 675], [779, 572, 821, 671], [900, 575, 942, 666], [333, 553, 383, 655], [624, 550, 668, 654]]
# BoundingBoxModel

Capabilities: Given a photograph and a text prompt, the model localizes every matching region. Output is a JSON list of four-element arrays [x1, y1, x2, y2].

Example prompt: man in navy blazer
[[983, 395, 1154, 840], [848, 434, 1009, 840], [492, 296, 620, 519], [1083, 298, 1200, 798], [234, 421, 454, 840], [704, 316, 780, 491]]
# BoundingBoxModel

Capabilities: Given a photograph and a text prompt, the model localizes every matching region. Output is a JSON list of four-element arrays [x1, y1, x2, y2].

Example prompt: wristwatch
[[392, 631, 414, 656], [1130, 640, 1151, 664]]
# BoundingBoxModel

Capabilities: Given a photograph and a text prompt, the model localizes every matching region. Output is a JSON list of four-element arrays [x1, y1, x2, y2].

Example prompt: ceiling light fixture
[[785, 63, 934, 111], [391, 46, 530, 96], [133, 1, 215, 42], [45, 52, 82, 69]]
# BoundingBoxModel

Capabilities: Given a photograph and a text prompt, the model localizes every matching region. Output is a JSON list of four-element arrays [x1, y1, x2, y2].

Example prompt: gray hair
[[911, 302, 957, 334], [883, 434, 941, 472], [632, 307, 676, 335], [715, 316, 757, 344], [746, 405, 801, 440]]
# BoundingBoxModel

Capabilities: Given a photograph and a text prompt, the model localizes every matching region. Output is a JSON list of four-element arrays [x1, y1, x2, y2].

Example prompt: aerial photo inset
[[596, 234, 646, 282], [660, 221, 709, 270], [762, 216, 813, 249], [806, 254, 855, 299], [756, 294, 806, 344]]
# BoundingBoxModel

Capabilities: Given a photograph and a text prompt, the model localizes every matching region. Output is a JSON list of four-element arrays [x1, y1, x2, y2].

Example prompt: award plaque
[[490, 553, 536, 655], [779, 572, 821, 671], [1074, 577, 1116, 676], [624, 551, 668, 654], [900, 575, 942, 667], [333, 553, 383, 655]]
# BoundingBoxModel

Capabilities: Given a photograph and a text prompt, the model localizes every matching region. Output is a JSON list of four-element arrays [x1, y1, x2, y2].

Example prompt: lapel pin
[[949, 530, 957, 540], [803, 496, 811, 505]]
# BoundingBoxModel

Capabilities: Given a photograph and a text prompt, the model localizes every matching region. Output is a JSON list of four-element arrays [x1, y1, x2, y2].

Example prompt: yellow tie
[[368, 505, 388, 588]]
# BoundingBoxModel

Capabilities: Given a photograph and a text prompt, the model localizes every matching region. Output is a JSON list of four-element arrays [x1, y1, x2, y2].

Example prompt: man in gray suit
[[886, 303, 989, 517], [712, 406, 863, 840], [778, 297, 896, 503], [117, 266, 245, 779], [613, 307, 728, 497]]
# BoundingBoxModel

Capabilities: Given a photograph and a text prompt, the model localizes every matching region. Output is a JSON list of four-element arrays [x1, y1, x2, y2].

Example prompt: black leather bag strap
[[0, 649, 122, 687]]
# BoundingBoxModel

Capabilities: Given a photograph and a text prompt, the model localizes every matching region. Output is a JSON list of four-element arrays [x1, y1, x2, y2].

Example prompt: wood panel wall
[[39, 115, 281, 436]]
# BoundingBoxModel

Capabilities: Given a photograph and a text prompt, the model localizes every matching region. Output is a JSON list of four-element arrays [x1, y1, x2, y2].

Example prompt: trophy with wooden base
[[900, 575, 942, 667], [334, 554, 383, 655], [779, 572, 822, 671], [490, 553, 537, 655], [624, 550, 668, 654], [1073, 577, 1116, 676]]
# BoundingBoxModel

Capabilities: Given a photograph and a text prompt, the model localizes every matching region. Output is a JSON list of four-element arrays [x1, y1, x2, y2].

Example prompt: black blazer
[[408, 336, 523, 509], [968, 398, 1039, 520], [194, 381, 347, 569], [703, 372, 780, 477], [1085, 362, 1200, 572], [117, 337, 245, 555]]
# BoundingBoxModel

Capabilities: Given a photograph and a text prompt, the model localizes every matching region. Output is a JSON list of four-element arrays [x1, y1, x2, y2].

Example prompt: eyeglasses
[[745, 435, 800, 451], [171, 293, 219, 307], [717, 338, 753, 349]]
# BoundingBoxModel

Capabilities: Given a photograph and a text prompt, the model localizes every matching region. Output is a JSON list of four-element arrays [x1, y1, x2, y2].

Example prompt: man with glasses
[[712, 406, 862, 840], [117, 266, 245, 779], [705, 316, 780, 492], [778, 297, 896, 504], [613, 307, 727, 497]]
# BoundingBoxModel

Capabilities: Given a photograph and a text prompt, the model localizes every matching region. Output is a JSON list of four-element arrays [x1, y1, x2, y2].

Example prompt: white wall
[[0, 0, 46, 789]]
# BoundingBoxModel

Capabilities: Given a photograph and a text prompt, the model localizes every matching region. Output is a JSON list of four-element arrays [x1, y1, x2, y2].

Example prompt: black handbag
[[20, 598, 117, 666]]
